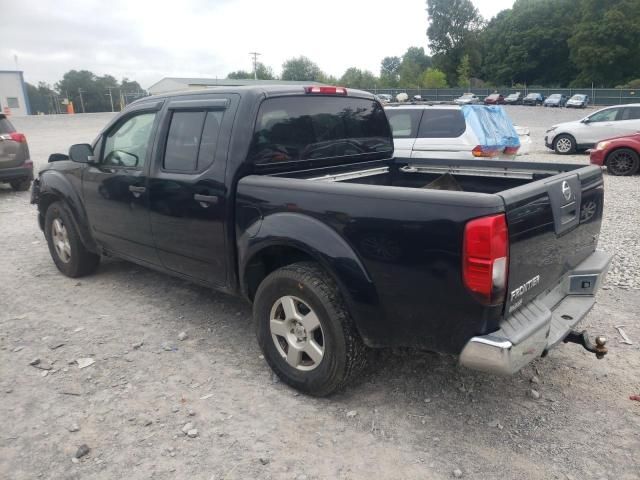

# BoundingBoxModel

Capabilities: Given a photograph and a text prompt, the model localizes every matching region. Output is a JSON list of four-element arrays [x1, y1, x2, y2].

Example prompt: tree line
[[27, 70, 146, 114], [231, 0, 640, 90]]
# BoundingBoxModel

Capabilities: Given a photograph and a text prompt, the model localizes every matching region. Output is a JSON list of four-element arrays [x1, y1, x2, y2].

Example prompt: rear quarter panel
[[237, 175, 506, 353]]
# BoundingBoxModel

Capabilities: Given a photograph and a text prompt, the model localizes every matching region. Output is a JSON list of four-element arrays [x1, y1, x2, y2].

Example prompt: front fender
[[239, 212, 383, 346], [38, 168, 97, 252]]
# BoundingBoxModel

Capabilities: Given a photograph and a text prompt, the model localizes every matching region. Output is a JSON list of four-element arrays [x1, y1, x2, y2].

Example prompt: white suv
[[384, 104, 531, 160], [545, 104, 640, 154]]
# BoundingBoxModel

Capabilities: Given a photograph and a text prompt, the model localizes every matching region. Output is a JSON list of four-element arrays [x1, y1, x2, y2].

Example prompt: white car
[[545, 103, 640, 154], [384, 104, 531, 160], [454, 93, 480, 105]]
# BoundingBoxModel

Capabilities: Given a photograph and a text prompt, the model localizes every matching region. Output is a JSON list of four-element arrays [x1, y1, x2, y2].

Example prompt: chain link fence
[[365, 87, 640, 106]]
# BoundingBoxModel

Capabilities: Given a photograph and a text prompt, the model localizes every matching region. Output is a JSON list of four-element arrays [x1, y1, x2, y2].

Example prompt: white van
[[385, 104, 531, 159]]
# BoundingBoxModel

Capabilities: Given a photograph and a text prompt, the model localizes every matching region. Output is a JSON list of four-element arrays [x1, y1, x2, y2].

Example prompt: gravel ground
[[1, 108, 639, 480]]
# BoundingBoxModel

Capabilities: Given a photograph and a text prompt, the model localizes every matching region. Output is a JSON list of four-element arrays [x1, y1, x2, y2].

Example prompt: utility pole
[[249, 51, 261, 80], [78, 88, 85, 113], [106, 87, 115, 112]]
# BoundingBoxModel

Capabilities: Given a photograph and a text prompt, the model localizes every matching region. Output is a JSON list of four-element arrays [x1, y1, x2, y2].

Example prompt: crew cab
[[32, 85, 612, 396]]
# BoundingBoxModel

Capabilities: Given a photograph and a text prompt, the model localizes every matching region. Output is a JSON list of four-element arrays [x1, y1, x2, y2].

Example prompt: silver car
[[545, 104, 640, 154], [454, 93, 480, 105]]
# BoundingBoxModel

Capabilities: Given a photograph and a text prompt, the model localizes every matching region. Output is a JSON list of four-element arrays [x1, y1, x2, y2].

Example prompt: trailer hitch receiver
[[563, 330, 608, 359]]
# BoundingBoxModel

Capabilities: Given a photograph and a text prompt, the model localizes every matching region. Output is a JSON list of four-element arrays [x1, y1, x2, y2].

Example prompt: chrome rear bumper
[[459, 250, 612, 375]]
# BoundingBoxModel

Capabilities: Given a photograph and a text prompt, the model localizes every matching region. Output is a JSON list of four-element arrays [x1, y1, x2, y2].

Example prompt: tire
[[253, 261, 368, 396], [44, 201, 100, 277], [606, 148, 640, 176], [10, 178, 31, 191], [553, 134, 576, 155]]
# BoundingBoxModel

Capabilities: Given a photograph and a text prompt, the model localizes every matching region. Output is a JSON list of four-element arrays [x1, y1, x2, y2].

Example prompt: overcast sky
[[1, 0, 514, 89]]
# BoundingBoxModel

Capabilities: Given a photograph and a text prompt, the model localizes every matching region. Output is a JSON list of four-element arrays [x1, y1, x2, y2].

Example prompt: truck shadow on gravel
[[94, 256, 570, 430]]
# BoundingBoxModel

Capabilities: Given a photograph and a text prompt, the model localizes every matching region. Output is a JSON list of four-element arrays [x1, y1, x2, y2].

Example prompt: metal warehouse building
[[148, 77, 321, 95], [0, 71, 30, 116]]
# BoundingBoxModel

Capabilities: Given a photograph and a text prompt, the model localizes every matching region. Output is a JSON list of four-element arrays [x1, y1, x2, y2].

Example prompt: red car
[[484, 93, 505, 105], [590, 132, 640, 176]]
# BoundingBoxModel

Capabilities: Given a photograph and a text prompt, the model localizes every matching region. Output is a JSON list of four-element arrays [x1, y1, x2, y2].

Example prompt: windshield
[[548, 94, 561, 99], [571, 95, 586, 100], [488, 94, 499, 99], [461, 93, 474, 98], [249, 96, 393, 166], [525, 94, 539, 99], [506, 94, 518, 99]]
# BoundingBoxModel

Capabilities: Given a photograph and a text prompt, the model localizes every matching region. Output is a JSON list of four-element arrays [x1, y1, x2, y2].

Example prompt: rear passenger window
[[620, 107, 640, 120], [164, 110, 223, 172], [417, 110, 466, 138], [0, 115, 15, 133], [385, 109, 423, 138]]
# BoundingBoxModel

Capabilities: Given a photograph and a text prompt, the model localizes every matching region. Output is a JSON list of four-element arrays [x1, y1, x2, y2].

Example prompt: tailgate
[[500, 165, 604, 315]]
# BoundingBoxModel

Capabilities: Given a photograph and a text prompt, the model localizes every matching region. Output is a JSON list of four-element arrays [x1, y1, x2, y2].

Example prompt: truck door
[[147, 95, 237, 287], [82, 105, 162, 264]]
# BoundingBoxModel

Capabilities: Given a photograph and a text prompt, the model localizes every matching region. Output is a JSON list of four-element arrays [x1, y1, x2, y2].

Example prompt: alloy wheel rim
[[610, 152, 634, 174], [52, 218, 71, 263], [556, 137, 572, 153], [269, 295, 325, 371]]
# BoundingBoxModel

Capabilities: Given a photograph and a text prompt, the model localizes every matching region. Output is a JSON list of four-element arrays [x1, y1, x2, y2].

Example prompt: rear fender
[[239, 212, 382, 345], [38, 170, 97, 253]]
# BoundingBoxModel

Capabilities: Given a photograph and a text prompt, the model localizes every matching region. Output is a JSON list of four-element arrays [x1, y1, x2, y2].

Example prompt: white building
[[148, 77, 321, 96], [0, 71, 30, 116]]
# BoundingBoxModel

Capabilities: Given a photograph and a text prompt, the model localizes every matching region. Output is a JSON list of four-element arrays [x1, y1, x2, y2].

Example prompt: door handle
[[193, 193, 219, 208], [128, 185, 146, 198]]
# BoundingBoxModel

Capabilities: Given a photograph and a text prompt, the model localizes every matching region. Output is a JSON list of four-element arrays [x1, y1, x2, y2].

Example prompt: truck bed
[[237, 157, 605, 353]]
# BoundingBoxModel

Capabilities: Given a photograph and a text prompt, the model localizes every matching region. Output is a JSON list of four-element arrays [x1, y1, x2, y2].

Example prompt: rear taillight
[[472, 145, 500, 158], [463, 214, 509, 305], [503, 146, 520, 155], [1, 132, 27, 143], [304, 86, 347, 95]]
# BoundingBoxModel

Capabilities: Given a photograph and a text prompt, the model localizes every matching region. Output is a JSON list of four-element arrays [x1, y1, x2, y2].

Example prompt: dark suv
[[0, 114, 32, 191]]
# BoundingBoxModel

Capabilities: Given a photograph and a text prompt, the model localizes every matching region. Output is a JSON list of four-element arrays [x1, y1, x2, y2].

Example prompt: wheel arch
[[38, 171, 98, 253], [239, 213, 382, 345]]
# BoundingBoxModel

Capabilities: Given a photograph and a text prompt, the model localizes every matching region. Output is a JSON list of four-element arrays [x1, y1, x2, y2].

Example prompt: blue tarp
[[461, 105, 520, 151]]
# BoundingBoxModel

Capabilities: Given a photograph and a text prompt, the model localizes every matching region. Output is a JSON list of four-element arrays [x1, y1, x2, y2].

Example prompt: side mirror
[[69, 143, 95, 164], [581, 118, 591, 124]]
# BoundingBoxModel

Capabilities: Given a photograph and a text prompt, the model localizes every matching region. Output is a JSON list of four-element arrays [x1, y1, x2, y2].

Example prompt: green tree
[[379, 56, 401, 87], [479, 0, 577, 86], [427, 0, 483, 84], [569, 0, 640, 86], [56, 70, 105, 113], [457, 54, 471, 88], [339, 67, 378, 89], [281, 56, 325, 81], [422, 68, 448, 88], [227, 62, 275, 80], [398, 47, 432, 88], [25, 82, 56, 114]]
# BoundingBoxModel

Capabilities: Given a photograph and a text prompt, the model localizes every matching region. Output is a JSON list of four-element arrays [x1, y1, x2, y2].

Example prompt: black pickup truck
[[32, 86, 612, 396]]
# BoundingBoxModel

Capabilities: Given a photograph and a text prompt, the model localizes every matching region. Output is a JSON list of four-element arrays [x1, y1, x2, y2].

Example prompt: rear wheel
[[606, 148, 640, 176], [10, 178, 31, 191], [254, 262, 368, 396], [553, 134, 576, 155], [44, 201, 100, 277]]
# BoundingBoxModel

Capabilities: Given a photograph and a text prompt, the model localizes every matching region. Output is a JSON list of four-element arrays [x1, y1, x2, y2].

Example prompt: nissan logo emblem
[[561, 181, 572, 201]]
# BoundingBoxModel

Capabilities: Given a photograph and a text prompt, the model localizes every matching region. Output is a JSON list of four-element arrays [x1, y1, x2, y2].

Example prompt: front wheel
[[606, 148, 640, 176], [553, 134, 576, 154], [254, 262, 368, 396], [44, 201, 100, 277]]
